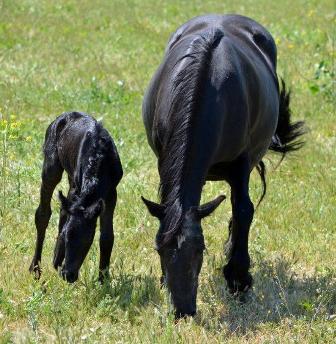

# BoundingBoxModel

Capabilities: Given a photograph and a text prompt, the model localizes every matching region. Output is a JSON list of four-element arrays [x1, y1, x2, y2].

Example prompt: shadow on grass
[[81, 266, 162, 322], [104, 271, 160, 309], [198, 255, 336, 333]]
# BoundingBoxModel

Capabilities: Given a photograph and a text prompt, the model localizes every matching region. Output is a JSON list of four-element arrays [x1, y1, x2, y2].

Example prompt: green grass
[[0, 0, 335, 342]]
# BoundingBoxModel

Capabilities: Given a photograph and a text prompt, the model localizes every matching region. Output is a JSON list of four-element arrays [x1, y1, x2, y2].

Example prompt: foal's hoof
[[223, 264, 252, 295], [160, 275, 166, 288], [53, 255, 64, 271], [29, 263, 42, 280], [98, 270, 111, 284]]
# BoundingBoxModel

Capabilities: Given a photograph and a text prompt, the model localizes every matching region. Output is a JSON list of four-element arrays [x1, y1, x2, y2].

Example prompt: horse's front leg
[[30, 160, 63, 279], [223, 159, 254, 294], [98, 189, 117, 283], [224, 217, 233, 256]]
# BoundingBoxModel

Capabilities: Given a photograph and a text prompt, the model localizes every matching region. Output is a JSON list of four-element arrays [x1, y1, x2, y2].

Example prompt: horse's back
[[207, 18, 279, 164], [143, 14, 280, 169], [167, 14, 277, 65]]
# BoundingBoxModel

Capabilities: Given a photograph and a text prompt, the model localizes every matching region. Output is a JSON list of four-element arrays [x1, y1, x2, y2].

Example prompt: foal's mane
[[157, 28, 224, 249], [73, 122, 112, 209]]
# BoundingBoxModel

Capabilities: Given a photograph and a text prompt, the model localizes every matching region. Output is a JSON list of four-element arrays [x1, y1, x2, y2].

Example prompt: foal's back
[[45, 112, 98, 175], [45, 112, 121, 184]]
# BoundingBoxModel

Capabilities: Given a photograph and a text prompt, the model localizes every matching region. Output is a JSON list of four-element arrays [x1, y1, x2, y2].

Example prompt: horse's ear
[[84, 199, 105, 219], [197, 195, 226, 219], [58, 191, 71, 212], [141, 196, 165, 219]]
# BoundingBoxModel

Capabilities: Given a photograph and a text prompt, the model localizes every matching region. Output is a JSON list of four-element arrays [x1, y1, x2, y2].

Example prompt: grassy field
[[0, 0, 335, 342]]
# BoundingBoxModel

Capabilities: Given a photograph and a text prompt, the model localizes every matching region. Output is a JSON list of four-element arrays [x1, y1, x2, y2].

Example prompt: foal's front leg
[[29, 160, 63, 279], [53, 206, 67, 270], [98, 189, 117, 283], [53, 187, 75, 270]]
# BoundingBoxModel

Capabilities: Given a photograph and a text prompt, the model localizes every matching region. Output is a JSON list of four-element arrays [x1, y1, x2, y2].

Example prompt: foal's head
[[142, 195, 225, 318], [58, 191, 104, 283]]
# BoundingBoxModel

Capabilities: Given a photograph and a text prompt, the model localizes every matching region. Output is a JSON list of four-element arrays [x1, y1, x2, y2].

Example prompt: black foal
[[29, 112, 123, 283]]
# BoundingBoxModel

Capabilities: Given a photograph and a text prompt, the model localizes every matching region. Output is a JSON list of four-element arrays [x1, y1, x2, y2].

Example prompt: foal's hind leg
[[29, 157, 63, 279], [223, 158, 254, 294], [98, 189, 117, 283]]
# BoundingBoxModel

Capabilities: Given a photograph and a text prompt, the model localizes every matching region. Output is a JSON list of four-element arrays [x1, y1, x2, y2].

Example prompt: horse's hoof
[[29, 263, 41, 280], [223, 264, 252, 295]]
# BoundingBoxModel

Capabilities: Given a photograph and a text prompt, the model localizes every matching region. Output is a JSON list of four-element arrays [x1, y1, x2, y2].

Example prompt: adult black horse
[[142, 14, 304, 318]]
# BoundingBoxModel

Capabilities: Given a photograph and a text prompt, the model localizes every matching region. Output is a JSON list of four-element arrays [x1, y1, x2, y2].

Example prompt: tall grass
[[0, 0, 335, 342]]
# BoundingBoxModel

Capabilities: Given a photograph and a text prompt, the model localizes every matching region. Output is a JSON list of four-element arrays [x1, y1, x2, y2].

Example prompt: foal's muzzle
[[61, 269, 78, 283], [175, 308, 196, 319]]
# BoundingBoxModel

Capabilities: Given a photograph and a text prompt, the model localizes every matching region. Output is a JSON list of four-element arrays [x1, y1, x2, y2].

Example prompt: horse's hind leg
[[223, 157, 254, 294], [29, 156, 63, 279]]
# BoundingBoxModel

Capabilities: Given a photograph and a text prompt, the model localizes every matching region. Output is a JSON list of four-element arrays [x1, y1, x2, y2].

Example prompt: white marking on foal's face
[[177, 234, 186, 249]]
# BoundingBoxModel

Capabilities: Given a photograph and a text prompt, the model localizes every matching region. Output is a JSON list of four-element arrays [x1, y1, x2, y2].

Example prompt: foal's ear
[[141, 196, 165, 219], [197, 195, 226, 219], [84, 199, 105, 219], [58, 191, 71, 211]]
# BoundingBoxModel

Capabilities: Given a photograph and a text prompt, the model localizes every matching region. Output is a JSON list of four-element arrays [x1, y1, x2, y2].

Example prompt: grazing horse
[[29, 112, 123, 283], [142, 14, 304, 318]]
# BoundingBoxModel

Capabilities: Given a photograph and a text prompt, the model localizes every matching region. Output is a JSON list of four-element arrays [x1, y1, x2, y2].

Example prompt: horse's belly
[[209, 91, 279, 169]]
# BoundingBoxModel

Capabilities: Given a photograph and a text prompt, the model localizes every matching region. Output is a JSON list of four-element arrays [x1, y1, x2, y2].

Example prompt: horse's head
[[142, 195, 225, 318], [58, 191, 104, 282]]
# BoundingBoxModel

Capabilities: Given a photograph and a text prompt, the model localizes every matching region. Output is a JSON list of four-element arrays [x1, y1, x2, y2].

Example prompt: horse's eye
[[195, 245, 205, 254]]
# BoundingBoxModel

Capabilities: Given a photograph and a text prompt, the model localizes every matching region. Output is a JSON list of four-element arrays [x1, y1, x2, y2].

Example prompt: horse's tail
[[256, 79, 305, 208], [255, 160, 266, 210], [269, 79, 305, 160]]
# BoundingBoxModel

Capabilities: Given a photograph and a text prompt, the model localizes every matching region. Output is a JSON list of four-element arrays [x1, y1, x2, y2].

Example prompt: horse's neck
[[160, 158, 205, 209]]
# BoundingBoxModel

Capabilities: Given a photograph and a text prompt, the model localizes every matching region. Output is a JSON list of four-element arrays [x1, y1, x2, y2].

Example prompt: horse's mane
[[157, 28, 224, 249]]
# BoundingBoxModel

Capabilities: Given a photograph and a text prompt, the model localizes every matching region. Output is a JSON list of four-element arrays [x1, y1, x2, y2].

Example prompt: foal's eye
[[168, 249, 177, 263]]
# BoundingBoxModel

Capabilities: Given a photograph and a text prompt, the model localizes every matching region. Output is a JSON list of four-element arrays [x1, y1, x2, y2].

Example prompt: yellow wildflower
[[10, 121, 21, 129], [25, 136, 32, 142], [10, 122, 18, 129]]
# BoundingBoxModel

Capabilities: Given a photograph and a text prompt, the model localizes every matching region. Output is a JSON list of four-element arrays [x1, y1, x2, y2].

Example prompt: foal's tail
[[255, 79, 305, 209], [269, 79, 305, 159]]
